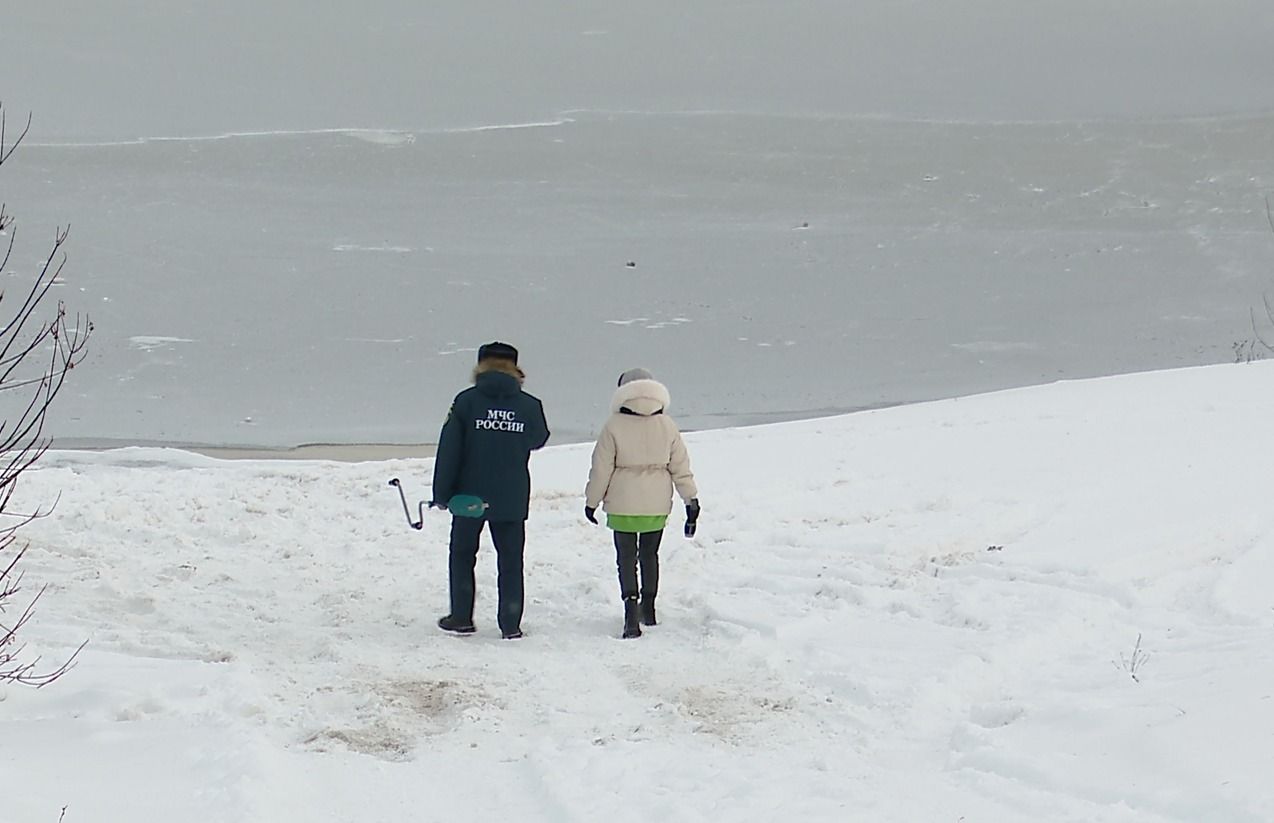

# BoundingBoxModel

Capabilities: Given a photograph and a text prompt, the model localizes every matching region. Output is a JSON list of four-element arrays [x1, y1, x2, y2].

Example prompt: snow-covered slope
[[6, 363, 1274, 821]]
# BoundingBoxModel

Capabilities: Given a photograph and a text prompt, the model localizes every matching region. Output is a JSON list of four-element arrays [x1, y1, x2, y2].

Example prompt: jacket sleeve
[[668, 423, 699, 502], [527, 396, 550, 451], [584, 424, 617, 509], [431, 397, 465, 503]]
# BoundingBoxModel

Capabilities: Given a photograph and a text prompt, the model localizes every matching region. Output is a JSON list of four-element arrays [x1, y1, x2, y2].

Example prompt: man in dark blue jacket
[[432, 342, 550, 639]]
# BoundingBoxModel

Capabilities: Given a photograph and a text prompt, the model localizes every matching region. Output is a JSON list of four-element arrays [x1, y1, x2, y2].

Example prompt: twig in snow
[[1116, 633, 1150, 683]]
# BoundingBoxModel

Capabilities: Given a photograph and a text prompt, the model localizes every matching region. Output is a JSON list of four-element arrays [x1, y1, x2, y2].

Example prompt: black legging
[[613, 530, 662, 602]]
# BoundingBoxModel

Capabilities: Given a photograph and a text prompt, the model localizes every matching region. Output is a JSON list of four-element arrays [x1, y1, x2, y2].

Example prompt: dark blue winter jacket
[[431, 363, 550, 521]]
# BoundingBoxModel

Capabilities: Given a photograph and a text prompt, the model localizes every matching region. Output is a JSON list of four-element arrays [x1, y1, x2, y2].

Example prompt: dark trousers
[[613, 530, 662, 602], [448, 517, 525, 634]]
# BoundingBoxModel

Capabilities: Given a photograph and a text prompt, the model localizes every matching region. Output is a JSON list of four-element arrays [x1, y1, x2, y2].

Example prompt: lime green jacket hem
[[606, 513, 668, 533]]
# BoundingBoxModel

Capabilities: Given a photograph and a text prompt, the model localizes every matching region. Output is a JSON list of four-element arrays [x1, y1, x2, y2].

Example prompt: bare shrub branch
[[0, 102, 92, 686]]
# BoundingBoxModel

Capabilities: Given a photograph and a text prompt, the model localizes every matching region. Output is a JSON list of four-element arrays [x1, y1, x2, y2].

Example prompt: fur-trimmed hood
[[472, 358, 525, 398], [473, 358, 525, 384], [611, 378, 670, 417]]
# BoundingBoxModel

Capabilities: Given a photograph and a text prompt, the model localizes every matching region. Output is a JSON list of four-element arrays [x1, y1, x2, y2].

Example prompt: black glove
[[584, 506, 598, 524], [684, 498, 700, 537]]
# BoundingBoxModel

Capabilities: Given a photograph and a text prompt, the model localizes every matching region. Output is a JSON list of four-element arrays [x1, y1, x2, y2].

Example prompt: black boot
[[437, 614, 476, 635], [622, 597, 642, 639], [640, 597, 657, 626]]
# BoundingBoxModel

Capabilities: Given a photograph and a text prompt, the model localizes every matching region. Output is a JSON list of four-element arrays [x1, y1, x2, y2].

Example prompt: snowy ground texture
[[6, 363, 1274, 822]]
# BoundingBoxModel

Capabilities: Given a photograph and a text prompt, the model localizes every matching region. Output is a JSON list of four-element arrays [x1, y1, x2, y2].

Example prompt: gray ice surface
[[2, 3, 1273, 448]]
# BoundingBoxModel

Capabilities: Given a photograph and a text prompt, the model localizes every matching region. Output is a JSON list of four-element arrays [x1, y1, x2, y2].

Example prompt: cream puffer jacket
[[584, 378, 698, 515]]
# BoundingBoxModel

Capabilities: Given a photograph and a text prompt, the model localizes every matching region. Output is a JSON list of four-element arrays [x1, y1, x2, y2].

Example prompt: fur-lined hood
[[473, 358, 525, 385], [611, 378, 670, 416], [472, 358, 526, 398]]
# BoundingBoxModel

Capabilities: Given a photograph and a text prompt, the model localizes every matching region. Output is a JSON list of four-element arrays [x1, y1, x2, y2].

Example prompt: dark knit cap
[[477, 341, 519, 364]]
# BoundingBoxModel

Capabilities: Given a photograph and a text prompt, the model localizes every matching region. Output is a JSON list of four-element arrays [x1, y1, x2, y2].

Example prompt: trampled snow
[[5, 363, 1274, 821]]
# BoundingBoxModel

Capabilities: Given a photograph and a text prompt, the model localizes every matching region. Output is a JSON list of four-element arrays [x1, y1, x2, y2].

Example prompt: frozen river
[[3, 2, 1273, 448]]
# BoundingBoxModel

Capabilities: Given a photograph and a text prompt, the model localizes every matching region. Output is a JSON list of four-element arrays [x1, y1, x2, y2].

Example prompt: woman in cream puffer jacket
[[584, 368, 699, 638]]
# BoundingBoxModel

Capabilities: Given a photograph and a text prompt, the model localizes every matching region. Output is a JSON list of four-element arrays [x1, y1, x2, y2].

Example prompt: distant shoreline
[[52, 442, 440, 462], [192, 443, 439, 462]]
